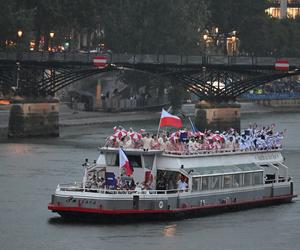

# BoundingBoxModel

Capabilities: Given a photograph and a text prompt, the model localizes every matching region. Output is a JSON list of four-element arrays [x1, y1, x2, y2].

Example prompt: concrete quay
[[0, 102, 299, 139], [58, 102, 299, 127], [0, 104, 161, 138], [58, 104, 161, 126]]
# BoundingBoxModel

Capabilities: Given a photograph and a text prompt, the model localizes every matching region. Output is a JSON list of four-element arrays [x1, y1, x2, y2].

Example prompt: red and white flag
[[119, 148, 133, 176], [159, 108, 182, 128], [275, 60, 289, 71], [93, 56, 108, 69]]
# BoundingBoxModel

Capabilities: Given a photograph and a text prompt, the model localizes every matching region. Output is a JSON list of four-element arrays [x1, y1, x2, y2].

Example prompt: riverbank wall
[[0, 102, 299, 139]]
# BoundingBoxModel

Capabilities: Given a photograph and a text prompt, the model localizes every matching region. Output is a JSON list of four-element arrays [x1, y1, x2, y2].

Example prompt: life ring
[[159, 200, 164, 209]]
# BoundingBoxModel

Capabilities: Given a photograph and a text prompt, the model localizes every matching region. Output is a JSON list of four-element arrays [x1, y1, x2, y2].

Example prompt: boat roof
[[187, 163, 263, 177], [99, 147, 283, 171]]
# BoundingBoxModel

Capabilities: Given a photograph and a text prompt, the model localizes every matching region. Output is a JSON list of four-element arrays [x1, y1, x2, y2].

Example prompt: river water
[[0, 112, 300, 250]]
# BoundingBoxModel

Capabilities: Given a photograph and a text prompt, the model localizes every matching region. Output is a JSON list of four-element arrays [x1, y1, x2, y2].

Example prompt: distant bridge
[[0, 51, 300, 102], [1, 51, 300, 66]]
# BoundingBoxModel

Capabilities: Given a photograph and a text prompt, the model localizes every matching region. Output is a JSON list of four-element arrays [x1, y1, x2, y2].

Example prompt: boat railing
[[265, 177, 291, 184], [57, 184, 189, 195], [163, 147, 282, 156]]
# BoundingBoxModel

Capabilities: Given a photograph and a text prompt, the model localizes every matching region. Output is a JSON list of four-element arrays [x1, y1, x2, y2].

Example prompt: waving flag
[[119, 148, 133, 176], [159, 109, 182, 128]]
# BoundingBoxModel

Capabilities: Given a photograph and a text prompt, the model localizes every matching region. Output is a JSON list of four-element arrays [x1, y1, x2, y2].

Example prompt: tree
[[0, 0, 34, 50], [208, 0, 271, 56], [102, 0, 208, 54]]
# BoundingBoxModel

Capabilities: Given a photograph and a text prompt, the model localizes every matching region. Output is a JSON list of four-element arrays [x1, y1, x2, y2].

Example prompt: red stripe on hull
[[48, 194, 296, 217]]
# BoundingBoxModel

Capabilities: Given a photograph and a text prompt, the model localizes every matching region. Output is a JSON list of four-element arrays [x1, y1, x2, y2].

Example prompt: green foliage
[[0, 1, 34, 49], [102, 0, 208, 54], [1, 0, 300, 56], [208, 0, 300, 56]]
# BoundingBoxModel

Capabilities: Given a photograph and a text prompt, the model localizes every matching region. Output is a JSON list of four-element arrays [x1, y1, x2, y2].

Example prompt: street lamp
[[16, 29, 23, 55], [203, 34, 208, 64], [17, 30, 23, 39], [16, 29, 23, 93], [49, 31, 55, 52], [49, 31, 55, 39]]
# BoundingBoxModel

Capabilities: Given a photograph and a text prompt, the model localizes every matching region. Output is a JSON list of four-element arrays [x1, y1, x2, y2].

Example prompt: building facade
[[266, 0, 300, 18]]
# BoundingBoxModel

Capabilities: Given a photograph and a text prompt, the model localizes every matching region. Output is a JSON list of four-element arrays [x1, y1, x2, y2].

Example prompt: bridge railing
[[1, 51, 300, 67], [0, 51, 113, 64], [111, 54, 300, 67]]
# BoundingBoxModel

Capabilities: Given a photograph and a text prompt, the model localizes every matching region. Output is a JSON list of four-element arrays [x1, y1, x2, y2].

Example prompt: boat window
[[128, 155, 142, 168], [202, 176, 209, 190], [143, 155, 154, 170], [157, 170, 178, 190], [233, 174, 242, 188], [223, 175, 232, 189], [244, 173, 252, 186], [97, 153, 105, 165], [105, 153, 118, 166], [211, 175, 221, 190], [192, 177, 201, 191], [253, 172, 263, 185], [260, 164, 270, 168]]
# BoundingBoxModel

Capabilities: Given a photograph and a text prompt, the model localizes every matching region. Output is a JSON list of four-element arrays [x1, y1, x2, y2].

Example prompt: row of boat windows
[[192, 172, 263, 191]]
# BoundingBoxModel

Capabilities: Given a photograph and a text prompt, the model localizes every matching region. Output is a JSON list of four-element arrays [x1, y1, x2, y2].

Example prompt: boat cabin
[[95, 148, 163, 189], [85, 148, 290, 192], [188, 163, 264, 192]]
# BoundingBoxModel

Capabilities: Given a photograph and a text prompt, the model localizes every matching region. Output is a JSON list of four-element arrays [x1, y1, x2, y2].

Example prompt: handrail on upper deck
[[57, 184, 188, 195], [163, 147, 282, 156]]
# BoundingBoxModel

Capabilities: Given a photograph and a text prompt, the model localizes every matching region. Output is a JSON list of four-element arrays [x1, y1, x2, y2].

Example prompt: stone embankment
[[0, 104, 161, 138], [0, 102, 299, 139]]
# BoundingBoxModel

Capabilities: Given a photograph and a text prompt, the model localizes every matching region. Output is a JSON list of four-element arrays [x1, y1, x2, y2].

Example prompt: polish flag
[[93, 56, 108, 69], [119, 148, 133, 176], [159, 108, 182, 128], [275, 60, 289, 71]]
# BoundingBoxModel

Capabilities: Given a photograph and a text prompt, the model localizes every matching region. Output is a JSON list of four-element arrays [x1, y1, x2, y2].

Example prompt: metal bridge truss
[[0, 61, 299, 102], [0, 62, 116, 97], [162, 67, 300, 102], [116, 64, 300, 102], [0, 65, 16, 95]]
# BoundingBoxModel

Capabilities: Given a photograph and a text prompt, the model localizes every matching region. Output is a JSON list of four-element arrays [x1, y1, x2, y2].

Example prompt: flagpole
[[156, 108, 163, 136], [118, 147, 121, 178], [157, 116, 161, 136]]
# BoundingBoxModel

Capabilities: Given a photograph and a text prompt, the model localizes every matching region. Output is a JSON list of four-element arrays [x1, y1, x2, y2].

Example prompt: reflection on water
[[4, 143, 37, 155], [0, 112, 300, 250], [163, 224, 177, 237]]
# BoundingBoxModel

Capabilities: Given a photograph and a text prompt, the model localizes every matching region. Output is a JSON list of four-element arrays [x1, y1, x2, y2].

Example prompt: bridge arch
[[0, 60, 299, 103]]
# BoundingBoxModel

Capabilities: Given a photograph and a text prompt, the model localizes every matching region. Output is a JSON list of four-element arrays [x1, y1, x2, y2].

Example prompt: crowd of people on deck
[[85, 171, 188, 191], [86, 175, 139, 190], [104, 124, 286, 154]]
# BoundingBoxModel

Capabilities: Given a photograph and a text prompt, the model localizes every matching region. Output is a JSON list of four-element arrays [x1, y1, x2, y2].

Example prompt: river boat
[[48, 146, 297, 221]]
